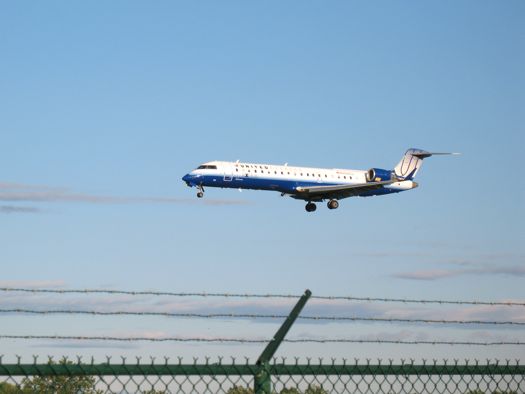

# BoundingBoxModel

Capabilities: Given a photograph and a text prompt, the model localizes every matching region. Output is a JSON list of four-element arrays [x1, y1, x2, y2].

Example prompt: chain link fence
[[1, 289, 524, 392], [0, 358, 523, 393]]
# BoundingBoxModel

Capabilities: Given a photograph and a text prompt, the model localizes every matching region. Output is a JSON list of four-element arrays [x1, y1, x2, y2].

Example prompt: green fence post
[[254, 362, 271, 394], [254, 289, 312, 394]]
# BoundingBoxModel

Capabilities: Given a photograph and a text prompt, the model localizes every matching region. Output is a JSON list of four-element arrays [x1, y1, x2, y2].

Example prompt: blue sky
[[0, 1, 524, 362]]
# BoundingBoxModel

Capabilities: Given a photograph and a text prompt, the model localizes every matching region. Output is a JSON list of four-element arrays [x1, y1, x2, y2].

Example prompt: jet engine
[[366, 168, 394, 182]]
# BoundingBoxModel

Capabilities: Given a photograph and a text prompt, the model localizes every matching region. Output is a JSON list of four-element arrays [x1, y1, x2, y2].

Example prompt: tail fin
[[394, 148, 459, 180]]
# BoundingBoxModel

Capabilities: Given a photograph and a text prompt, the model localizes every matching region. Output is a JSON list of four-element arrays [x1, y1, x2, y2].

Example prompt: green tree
[[279, 388, 301, 394], [227, 386, 254, 394], [0, 382, 20, 394], [20, 358, 102, 394], [304, 385, 329, 394]]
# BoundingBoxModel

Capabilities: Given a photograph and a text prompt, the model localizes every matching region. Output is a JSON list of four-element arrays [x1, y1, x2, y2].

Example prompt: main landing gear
[[305, 200, 339, 212], [327, 199, 339, 210], [305, 202, 317, 212], [196, 185, 204, 198]]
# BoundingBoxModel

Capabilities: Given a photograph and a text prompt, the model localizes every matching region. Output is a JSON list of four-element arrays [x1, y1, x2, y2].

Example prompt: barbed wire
[[0, 288, 297, 298], [314, 295, 525, 307], [0, 335, 523, 346], [0, 287, 523, 306], [1, 308, 523, 326]]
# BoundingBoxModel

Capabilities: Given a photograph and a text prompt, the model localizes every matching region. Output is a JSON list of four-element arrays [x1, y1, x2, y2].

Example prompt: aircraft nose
[[182, 174, 190, 183]]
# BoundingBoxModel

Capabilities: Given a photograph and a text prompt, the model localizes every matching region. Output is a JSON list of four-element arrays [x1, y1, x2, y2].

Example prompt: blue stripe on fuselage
[[192, 174, 400, 197], [199, 174, 334, 194]]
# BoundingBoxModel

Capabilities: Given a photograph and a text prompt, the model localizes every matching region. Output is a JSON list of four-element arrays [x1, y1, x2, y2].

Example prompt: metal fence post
[[254, 289, 312, 394], [254, 362, 271, 394]]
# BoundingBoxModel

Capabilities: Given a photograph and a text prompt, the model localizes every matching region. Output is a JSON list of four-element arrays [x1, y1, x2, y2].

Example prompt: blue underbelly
[[198, 175, 401, 198], [200, 175, 338, 194]]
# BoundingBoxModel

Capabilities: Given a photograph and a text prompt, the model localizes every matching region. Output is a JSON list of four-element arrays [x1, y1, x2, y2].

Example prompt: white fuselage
[[182, 161, 416, 196]]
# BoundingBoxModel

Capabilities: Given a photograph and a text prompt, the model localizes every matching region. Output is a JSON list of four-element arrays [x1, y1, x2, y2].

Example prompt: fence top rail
[[2, 356, 521, 365], [1, 362, 524, 377]]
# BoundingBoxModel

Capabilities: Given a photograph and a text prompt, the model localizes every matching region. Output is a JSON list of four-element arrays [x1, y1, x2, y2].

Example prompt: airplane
[[182, 148, 458, 212]]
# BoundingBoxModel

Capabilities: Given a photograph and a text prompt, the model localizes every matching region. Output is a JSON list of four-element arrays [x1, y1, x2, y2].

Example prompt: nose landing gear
[[196, 185, 205, 198], [305, 202, 317, 212], [327, 199, 339, 210]]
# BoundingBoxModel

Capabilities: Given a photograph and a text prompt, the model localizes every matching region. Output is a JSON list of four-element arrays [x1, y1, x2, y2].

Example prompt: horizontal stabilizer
[[412, 152, 461, 158]]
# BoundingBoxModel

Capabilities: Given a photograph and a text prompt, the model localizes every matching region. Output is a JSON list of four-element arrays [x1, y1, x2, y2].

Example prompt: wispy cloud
[[393, 270, 459, 280], [447, 304, 525, 323], [0, 182, 62, 191], [29, 329, 169, 350], [0, 280, 66, 289], [393, 265, 525, 281], [31, 342, 139, 349], [0, 205, 42, 214], [0, 182, 249, 206]]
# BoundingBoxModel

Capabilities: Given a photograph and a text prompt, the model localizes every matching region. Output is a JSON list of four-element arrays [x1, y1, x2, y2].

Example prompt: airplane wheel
[[305, 202, 317, 212], [327, 199, 339, 210], [197, 192, 204, 198]]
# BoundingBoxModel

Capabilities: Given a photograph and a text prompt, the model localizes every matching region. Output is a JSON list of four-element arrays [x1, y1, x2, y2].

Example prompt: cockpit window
[[197, 165, 217, 170]]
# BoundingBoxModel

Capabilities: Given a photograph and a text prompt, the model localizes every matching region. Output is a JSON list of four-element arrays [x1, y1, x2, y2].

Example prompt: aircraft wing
[[293, 180, 396, 201]]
